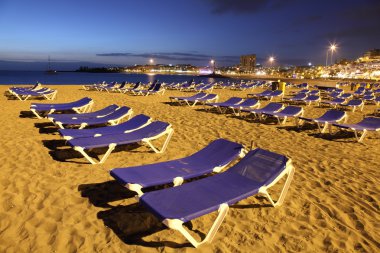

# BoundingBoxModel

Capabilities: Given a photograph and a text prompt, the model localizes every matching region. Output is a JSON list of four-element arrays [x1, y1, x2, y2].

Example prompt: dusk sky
[[1, 0, 379, 70]]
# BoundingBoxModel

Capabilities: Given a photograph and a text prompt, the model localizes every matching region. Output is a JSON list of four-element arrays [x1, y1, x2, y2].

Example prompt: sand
[[0, 81, 379, 253]]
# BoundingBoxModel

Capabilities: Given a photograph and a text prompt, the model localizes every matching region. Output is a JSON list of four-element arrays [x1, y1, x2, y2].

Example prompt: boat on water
[[45, 56, 57, 74]]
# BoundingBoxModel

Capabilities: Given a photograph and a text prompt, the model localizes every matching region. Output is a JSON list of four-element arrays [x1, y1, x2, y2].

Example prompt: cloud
[[206, 0, 299, 14], [96, 52, 239, 63]]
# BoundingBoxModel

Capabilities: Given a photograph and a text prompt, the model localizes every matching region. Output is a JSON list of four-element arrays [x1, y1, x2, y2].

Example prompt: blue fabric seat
[[110, 139, 244, 196], [205, 97, 244, 113], [58, 114, 151, 140], [47, 104, 119, 122], [140, 148, 295, 248], [53, 106, 133, 129], [67, 121, 174, 164], [30, 97, 94, 119]]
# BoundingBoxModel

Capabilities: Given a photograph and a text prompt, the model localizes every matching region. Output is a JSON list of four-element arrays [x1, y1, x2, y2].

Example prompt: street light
[[326, 43, 337, 66], [149, 58, 154, 64], [330, 44, 337, 65], [210, 59, 215, 74]]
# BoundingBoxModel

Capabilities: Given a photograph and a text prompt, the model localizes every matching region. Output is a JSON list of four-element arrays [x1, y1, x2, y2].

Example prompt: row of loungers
[[83, 80, 165, 96], [8, 83, 57, 101], [204, 96, 380, 142], [26, 97, 297, 247], [29, 98, 174, 164]]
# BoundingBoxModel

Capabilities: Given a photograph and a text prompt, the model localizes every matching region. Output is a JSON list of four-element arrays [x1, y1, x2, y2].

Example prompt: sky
[[0, 0, 379, 70]]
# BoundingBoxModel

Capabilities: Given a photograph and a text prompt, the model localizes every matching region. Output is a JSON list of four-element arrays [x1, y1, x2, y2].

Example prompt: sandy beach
[[0, 81, 379, 252]]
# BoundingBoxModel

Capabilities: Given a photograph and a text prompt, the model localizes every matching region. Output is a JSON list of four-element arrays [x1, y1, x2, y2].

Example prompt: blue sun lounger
[[169, 92, 207, 104], [67, 121, 174, 164], [110, 139, 245, 196], [261, 90, 284, 101], [242, 102, 284, 119], [320, 98, 346, 108], [47, 104, 119, 122], [247, 89, 272, 98], [140, 148, 295, 247], [133, 83, 165, 96], [205, 97, 244, 113], [285, 93, 307, 103], [58, 114, 151, 140], [333, 117, 380, 142], [30, 97, 94, 119], [11, 88, 57, 101], [53, 106, 133, 129], [227, 98, 260, 116], [263, 105, 304, 124], [339, 99, 364, 112], [299, 110, 347, 133]]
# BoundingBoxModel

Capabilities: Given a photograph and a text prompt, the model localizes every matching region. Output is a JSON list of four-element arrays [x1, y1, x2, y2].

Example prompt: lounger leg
[[74, 143, 116, 164], [30, 109, 43, 119], [356, 130, 367, 142], [163, 203, 229, 248], [259, 162, 295, 207], [144, 129, 174, 153]]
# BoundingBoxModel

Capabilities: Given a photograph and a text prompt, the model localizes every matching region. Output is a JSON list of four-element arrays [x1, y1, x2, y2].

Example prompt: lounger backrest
[[358, 117, 380, 128], [331, 98, 345, 103], [306, 95, 320, 101], [270, 90, 283, 96], [185, 139, 243, 168], [261, 102, 283, 111], [293, 93, 307, 100], [227, 148, 288, 185], [239, 98, 259, 107], [153, 83, 162, 91], [147, 82, 157, 91], [100, 106, 131, 120], [319, 110, 346, 121], [201, 94, 217, 100], [132, 82, 141, 89], [224, 97, 243, 104], [346, 99, 363, 106], [280, 106, 303, 114]]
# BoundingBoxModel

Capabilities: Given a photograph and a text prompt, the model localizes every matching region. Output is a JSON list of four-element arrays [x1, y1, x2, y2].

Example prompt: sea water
[[0, 71, 238, 85]]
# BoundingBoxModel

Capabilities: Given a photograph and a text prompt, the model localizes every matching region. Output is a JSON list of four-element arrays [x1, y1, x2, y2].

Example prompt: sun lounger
[[205, 97, 244, 113], [58, 114, 151, 140], [67, 121, 173, 164], [11, 88, 57, 101], [285, 93, 307, 103], [139, 147, 295, 247], [227, 98, 260, 116], [299, 110, 348, 133], [304, 95, 321, 106], [53, 106, 133, 129], [132, 83, 165, 96], [110, 139, 245, 196], [169, 92, 207, 104], [320, 98, 346, 108], [339, 99, 364, 112], [333, 117, 380, 142], [247, 90, 272, 98], [261, 90, 284, 101], [263, 105, 303, 124], [243, 102, 284, 119], [120, 82, 142, 94], [172, 93, 218, 107], [30, 97, 94, 119], [47, 104, 119, 122]]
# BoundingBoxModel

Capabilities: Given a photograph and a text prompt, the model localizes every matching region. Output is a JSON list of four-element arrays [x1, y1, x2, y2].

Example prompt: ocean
[[0, 71, 241, 85]]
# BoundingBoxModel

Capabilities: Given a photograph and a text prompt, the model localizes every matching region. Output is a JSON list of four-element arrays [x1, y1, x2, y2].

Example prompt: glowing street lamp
[[330, 44, 337, 65], [210, 59, 215, 74], [149, 58, 154, 64], [325, 43, 337, 66]]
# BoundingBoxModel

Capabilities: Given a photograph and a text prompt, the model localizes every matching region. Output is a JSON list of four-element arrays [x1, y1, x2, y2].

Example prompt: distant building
[[240, 54, 256, 72], [359, 49, 380, 62]]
